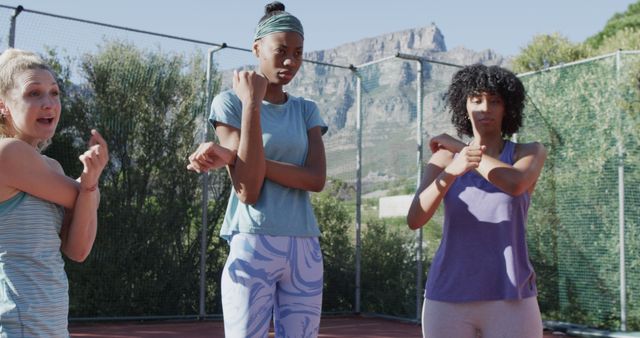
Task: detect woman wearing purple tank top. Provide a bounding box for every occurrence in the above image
[407,64,547,338]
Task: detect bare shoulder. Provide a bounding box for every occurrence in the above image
[0,139,65,176]
[0,139,38,188]
[42,155,65,175]
[514,141,547,160]
[0,139,78,208]
[0,138,39,163]
[0,137,26,151]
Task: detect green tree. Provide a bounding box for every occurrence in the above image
[585,1,640,50]
[360,219,417,317]
[519,53,640,329]
[591,27,640,55]
[513,2,640,74]
[53,40,230,317]
[313,186,355,312]
[512,33,587,73]
[42,49,86,178]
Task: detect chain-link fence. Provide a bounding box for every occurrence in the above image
[2,4,639,331]
[519,52,640,330]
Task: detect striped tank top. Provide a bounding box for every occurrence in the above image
[0,192,69,337]
[426,140,537,302]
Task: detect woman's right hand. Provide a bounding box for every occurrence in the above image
[444,144,484,176]
[232,70,268,106]
[78,129,109,191]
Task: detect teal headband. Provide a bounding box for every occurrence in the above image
[253,12,304,41]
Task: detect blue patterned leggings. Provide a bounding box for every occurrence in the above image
[221,233,323,338]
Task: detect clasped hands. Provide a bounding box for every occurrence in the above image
[429,133,485,176]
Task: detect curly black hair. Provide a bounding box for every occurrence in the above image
[447,64,525,138]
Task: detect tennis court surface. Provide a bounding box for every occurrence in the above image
[70,315,564,337]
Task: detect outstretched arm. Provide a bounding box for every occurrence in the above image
[264,126,326,192]
[0,130,109,262]
[429,133,547,196]
[0,138,79,209]
[475,142,547,196]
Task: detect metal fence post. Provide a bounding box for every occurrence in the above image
[615,50,627,332]
[8,5,23,48]
[354,69,362,314]
[415,60,424,322]
[200,44,226,319]
[395,53,426,321]
[350,55,412,316]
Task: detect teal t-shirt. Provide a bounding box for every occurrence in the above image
[0,192,68,337]
[210,90,328,240]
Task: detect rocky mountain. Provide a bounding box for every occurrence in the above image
[221,24,508,191]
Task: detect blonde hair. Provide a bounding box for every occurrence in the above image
[0,48,56,150]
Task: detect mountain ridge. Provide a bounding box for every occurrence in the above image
[220,23,509,186]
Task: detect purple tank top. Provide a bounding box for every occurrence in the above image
[425,140,537,302]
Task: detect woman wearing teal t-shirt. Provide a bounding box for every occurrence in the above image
[187,2,327,337]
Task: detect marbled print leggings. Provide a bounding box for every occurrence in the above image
[221,233,323,338]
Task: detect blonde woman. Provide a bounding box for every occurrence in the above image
[0,48,109,336]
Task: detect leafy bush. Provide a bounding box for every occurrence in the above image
[46,41,230,317]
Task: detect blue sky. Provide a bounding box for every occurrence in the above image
[1,0,637,69]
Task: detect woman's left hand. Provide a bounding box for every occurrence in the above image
[429,133,465,153]
[187,142,236,173]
